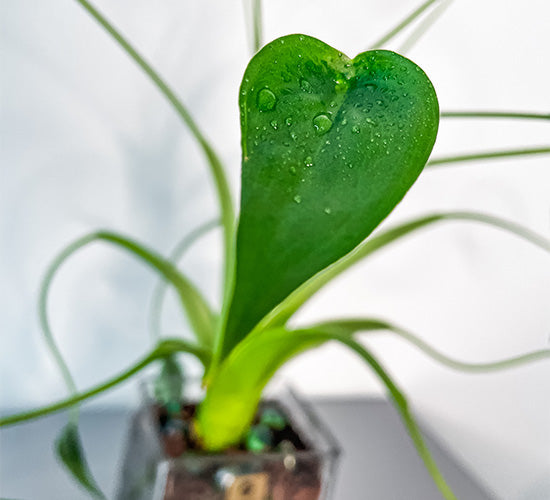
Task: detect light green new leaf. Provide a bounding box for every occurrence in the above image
[56,423,106,499]
[198,329,321,450]
[196,326,456,499]
[221,34,439,357]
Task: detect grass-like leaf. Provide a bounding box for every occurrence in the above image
[196,326,456,499]
[221,34,439,358]
[0,338,206,427]
[243,0,264,54]
[315,318,550,372]
[369,0,442,49]
[40,230,216,351]
[254,211,550,332]
[56,422,106,499]
[427,146,550,167]
[72,0,235,292]
[397,0,454,54]
[149,219,220,345]
[441,111,550,121]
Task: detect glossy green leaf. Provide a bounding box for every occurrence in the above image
[221,34,439,357]
[196,326,456,499]
[56,423,106,499]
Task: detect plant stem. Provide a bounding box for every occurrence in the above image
[441,111,550,121]
[369,0,441,49]
[72,0,234,288]
[428,147,550,167]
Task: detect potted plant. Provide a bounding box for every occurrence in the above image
[1,1,549,499]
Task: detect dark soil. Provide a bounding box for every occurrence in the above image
[153,402,323,500]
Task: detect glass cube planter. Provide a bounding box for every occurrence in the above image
[116,381,340,500]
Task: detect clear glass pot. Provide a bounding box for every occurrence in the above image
[116,380,340,500]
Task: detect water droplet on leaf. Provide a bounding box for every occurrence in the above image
[300,79,313,93]
[257,88,277,111]
[313,114,332,135]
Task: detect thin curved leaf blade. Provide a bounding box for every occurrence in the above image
[256,211,550,331]
[314,317,550,372]
[56,422,106,499]
[40,231,217,354]
[223,34,439,356]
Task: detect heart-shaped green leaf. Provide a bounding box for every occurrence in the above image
[222,34,439,357]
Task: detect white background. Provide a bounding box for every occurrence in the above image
[1,1,549,499]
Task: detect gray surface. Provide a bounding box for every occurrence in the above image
[0,398,496,500]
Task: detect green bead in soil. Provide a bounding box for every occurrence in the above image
[245,423,273,452]
[260,407,287,431]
